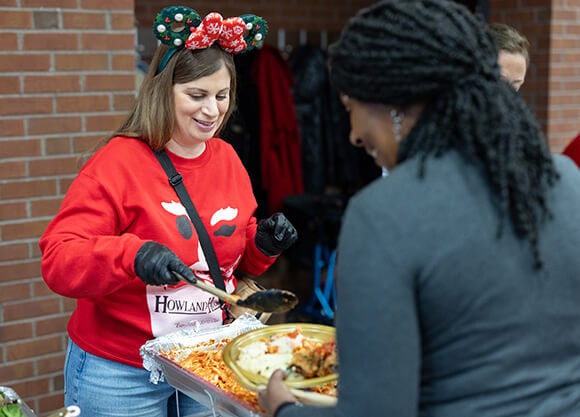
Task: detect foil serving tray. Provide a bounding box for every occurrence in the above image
[141,315,266,417]
[150,351,262,417]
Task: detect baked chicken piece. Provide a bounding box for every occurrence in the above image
[291,339,337,378]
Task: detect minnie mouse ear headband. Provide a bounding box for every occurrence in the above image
[153,6,268,74]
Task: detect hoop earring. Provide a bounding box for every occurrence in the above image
[390,108,404,142]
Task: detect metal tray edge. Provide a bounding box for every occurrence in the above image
[149,350,264,417]
[0,386,37,417]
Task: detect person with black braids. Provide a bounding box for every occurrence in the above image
[259,1,580,417]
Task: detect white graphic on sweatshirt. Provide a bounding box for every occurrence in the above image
[147,284,222,337]
[147,202,241,337]
[161,200,188,216]
[191,241,241,292]
[210,207,238,225]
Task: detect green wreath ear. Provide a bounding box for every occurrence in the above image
[153,6,201,48]
[240,14,268,52]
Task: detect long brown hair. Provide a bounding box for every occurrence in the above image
[112,44,237,150]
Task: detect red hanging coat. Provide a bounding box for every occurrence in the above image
[253,46,304,213]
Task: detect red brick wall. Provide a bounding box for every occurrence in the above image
[547,0,580,151]
[136,0,372,31]
[0,0,136,415]
[490,0,580,151]
[135,0,375,62]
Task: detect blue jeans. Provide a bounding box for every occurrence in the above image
[64,339,212,417]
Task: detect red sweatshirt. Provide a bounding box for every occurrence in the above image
[39,137,276,367]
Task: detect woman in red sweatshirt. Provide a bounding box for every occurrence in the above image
[39,6,296,416]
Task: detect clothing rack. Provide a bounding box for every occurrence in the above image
[271,28,341,55]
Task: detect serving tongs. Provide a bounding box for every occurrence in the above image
[171,271,298,314]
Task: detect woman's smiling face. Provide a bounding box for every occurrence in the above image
[340,95,426,170]
[341,95,400,170]
[171,64,231,151]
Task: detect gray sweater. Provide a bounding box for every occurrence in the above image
[280,152,580,417]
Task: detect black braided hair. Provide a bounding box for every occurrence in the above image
[329,0,559,269]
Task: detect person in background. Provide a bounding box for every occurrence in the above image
[39,5,297,417]
[259,1,580,416]
[489,22,530,91]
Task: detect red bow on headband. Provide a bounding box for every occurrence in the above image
[186,12,247,53]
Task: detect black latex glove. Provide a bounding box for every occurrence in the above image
[134,242,196,286]
[255,212,298,257]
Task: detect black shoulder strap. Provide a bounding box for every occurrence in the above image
[152,149,226,296]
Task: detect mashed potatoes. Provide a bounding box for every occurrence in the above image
[237,331,306,377]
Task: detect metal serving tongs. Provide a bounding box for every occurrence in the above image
[171,271,298,314]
